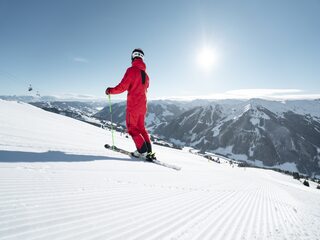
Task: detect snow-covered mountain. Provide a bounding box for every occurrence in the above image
[0,95,109,126]
[0,95,113,103]
[30,101,106,126]
[94,100,190,130]
[1,99,320,239]
[0,95,58,102]
[96,99,320,176]
[5,97,319,175]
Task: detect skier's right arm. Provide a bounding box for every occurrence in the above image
[107,69,131,95]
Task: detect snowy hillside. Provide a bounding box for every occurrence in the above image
[1,100,320,240]
[30,101,105,126]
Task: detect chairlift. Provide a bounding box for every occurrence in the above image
[28,84,33,92]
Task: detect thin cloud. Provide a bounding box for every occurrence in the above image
[155,89,320,101]
[271,94,320,100]
[226,89,302,97]
[73,57,88,63]
[224,89,303,99]
[51,93,104,101]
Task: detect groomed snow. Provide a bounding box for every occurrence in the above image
[1,100,320,240]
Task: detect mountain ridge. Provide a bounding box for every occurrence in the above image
[5,96,318,176]
[95,98,320,176]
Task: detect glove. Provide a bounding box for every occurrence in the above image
[105,87,112,95]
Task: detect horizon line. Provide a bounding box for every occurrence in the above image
[1,88,320,102]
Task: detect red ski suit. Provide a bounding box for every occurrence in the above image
[107,58,151,152]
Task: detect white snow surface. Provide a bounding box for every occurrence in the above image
[1,100,320,240]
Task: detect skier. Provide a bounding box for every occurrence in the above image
[105,48,155,161]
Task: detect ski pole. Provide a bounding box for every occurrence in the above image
[108,94,115,149]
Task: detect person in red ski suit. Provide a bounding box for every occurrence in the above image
[105,48,154,158]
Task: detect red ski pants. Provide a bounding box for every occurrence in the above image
[126,113,150,152]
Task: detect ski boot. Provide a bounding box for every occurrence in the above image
[146,152,156,162]
[131,150,147,159]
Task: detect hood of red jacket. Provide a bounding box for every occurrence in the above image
[132,58,146,71]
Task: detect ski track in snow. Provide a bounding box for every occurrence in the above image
[1,100,320,240]
[1,168,318,240]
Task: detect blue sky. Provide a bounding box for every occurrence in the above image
[0,0,319,100]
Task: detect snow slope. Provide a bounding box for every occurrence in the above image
[0,100,320,240]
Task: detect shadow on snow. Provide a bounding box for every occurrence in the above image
[0,150,134,163]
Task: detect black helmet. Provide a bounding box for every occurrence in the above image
[131,48,144,61]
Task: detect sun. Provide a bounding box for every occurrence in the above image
[196,46,218,71]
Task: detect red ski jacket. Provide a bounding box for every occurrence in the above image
[107,58,149,115]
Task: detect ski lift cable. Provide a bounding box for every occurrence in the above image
[0,69,33,93]
[0,70,26,84]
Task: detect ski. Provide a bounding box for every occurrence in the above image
[104,144,181,171]
[149,158,181,171]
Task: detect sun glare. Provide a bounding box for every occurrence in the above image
[196,46,218,71]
